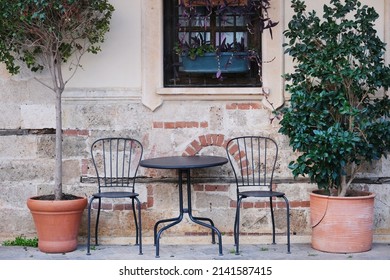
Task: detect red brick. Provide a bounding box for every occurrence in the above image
[191,140,202,152]
[63,129,76,136]
[188,121,199,128]
[193,184,204,191]
[77,130,90,136]
[221,140,228,149]
[199,135,207,146]
[216,134,224,146]
[185,146,197,156]
[113,204,125,211]
[92,202,112,210]
[238,103,251,110]
[290,201,310,208]
[228,144,238,155]
[204,185,229,192]
[175,121,186,128]
[239,102,261,110]
[234,150,245,161]
[63,129,89,136]
[206,134,213,145]
[210,134,219,145]
[126,203,136,210]
[147,197,154,208]
[242,201,253,209]
[274,201,289,208]
[164,122,176,129]
[250,102,262,109]
[153,122,163,128]
[141,202,148,210]
[241,159,248,168]
[254,201,268,208]
[200,121,208,128]
[226,103,238,110]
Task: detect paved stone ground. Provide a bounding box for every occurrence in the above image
[1,242,389,260]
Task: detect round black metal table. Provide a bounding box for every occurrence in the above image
[140,155,228,258]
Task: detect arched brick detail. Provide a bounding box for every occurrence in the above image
[225,140,250,176]
[181,135,304,211]
[181,134,294,211]
[182,133,229,156]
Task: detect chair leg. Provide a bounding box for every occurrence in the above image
[134,197,143,255]
[234,197,243,255]
[86,197,94,255]
[282,195,291,254]
[131,198,139,245]
[95,198,102,246]
[233,204,238,246]
[269,197,276,245]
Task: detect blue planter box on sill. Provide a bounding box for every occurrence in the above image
[180,52,250,74]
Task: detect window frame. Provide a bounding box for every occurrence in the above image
[163,1,263,88]
[141,0,285,111]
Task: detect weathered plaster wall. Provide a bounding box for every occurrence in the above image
[0,0,390,246]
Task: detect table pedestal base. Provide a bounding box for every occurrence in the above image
[153,169,223,258]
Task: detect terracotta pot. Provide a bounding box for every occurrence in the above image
[27,196,87,253]
[310,190,375,253]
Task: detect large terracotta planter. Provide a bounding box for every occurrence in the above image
[27,196,87,253]
[310,190,375,253]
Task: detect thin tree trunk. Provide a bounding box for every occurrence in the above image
[339,175,347,197]
[54,86,62,200]
[53,54,64,201]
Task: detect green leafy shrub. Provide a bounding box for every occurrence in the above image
[279,0,390,196]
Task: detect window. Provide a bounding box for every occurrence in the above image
[163,0,264,87]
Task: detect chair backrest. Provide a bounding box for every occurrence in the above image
[226,136,278,191]
[91,138,143,192]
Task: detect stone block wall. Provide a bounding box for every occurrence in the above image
[1,91,390,245]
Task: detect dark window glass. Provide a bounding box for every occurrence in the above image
[163,0,263,87]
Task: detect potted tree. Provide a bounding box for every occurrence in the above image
[0,0,114,253]
[174,0,278,79]
[279,0,390,253]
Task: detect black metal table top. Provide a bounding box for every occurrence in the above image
[140,155,228,170]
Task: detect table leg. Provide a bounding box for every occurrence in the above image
[185,169,223,256]
[154,168,223,257]
[154,168,185,258]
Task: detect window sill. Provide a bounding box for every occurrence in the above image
[156,87,269,100]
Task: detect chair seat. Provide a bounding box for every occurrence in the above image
[92,191,139,199]
[239,190,285,198]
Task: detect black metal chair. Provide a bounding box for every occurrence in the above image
[87,137,143,255]
[226,136,290,254]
